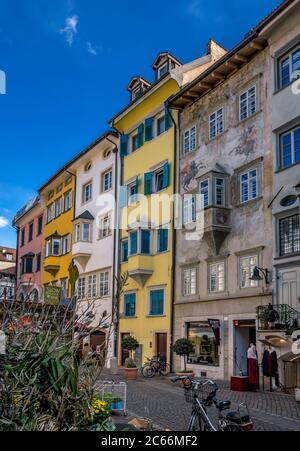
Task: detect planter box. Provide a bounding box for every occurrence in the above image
[231,376,249,392]
[124,368,138,380]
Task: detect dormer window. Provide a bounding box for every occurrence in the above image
[152,52,182,81]
[128,77,151,102]
[158,63,168,79]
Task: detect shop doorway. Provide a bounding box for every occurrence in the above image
[155,333,167,362]
[234,320,256,376]
[120,333,130,367]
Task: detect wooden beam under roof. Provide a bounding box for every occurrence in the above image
[225,60,239,70]
[211,72,226,80]
[234,54,248,63]
[250,41,265,51]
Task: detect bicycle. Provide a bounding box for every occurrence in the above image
[141,355,170,378]
[171,376,253,432]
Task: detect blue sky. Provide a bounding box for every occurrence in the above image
[0,0,281,248]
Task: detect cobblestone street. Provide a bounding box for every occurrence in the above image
[103,372,300,432]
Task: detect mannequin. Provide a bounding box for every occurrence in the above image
[247,343,259,391]
[262,345,280,391]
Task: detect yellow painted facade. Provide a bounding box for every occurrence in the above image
[115,77,180,366]
[40,174,75,296]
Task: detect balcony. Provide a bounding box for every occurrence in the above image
[202,207,231,255]
[127,255,154,288]
[72,241,93,272]
[44,256,60,275]
[257,304,300,335]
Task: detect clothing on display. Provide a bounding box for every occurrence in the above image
[247,344,259,389]
[262,348,280,389]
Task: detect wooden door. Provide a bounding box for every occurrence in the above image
[156,333,167,362]
[121,333,130,366]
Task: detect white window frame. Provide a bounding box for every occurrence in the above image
[156,114,166,137]
[280,126,300,169]
[278,45,300,89]
[99,213,112,239]
[183,126,197,155]
[103,169,113,192]
[62,235,71,255]
[183,195,196,225]
[82,181,93,204]
[209,262,225,293]
[77,277,86,300]
[240,168,258,204]
[239,85,257,121]
[215,177,225,207]
[82,222,92,242]
[209,108,224,140]
[153,166,165,193]
[99,271,110,297]
[158,62,168,79]
[75,223,81,243]
[239,255,258,289]
[64,190,72,211]
[200,179,210,209]
[183,268,197,297]
[52,239,61,257]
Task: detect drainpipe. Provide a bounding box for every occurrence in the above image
[105,134,120,359]
[166,104,178,373]
[65,168,77,299]
[14,225,20,299]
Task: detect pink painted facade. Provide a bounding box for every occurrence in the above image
[13,197,44,301]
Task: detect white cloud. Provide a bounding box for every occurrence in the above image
[187,0,204,19]
[87,41,97,56]
[0,216,9,229]
[60,15,78,46]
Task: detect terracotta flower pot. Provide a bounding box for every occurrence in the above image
[124,368,139,380]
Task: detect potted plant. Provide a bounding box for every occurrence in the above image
[103,393,124,413]
[173,338,195,377]
[122,336,139,380]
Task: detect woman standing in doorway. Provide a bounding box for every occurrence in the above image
[247,343,259,391]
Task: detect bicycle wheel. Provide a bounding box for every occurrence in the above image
[188,412,205,432]
[160,363,171,376]
[141,365,156,378]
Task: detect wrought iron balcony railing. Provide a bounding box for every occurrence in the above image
[257,304,300,334]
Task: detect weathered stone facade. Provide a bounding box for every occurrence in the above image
[173,44,274,380]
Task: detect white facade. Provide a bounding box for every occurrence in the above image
[72,133,118,366]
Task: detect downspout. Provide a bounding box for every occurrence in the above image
[65,168,77,299]
[105,134,119,358]
[166,104,178,373]
[14,225,20,299]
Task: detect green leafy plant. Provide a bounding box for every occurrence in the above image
[173,339,194,373]
[122,336,139,361]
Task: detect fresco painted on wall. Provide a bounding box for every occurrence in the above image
[181,160,206,192]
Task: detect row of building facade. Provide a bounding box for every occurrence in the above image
[13,0,300,387]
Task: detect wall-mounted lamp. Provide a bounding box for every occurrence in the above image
[250,267,271,285]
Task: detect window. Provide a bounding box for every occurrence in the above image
[215,178,225,207]
[157,229,168,253]
[240,256,258,288]
[187,322,220,367]
[240,169,258,203]
[183,126,196,155]
[280,195,297,208]
[65,176,72,187]
[46,239,52,257]
[124,293,136,318]
[141,230,151,255]
[280,126,300,169]
[130,231,138,256]
[128,178,139,205]
[62,235,71,255]
[278,46,300,89]
[240,86,257,121]
[47,204,54,223]
[84,161,92,172]
[132,85,141,101]
[83,182,92,204]
[158,63,168,79]
[131,132,139,153]
[82,223,91,242]
[100,271,110,297]
[61,278,68,295]
[157,116,166,136]
[183,196,196,225]
[21,229,25,247]
[22,256,33,275]
[209,262,225,293]
[75,223,81,242]
[103,169,113,192]
[279,214,300,256]
[209,108,224,140]
[88,274,98,298]
[38,215,43,236]
[52,239,61,256]
[122,240,129,263]
[149,289,164,316]
[99,214,111,239]
[200,179,209,209]
[183,268,197,297]
[78,277,86,300]
[6,254,13,261]
[36,253,41,272]
[154,168,164,192]
[55,197,63,218]
[28,222,34,242]
[64,191,72,211]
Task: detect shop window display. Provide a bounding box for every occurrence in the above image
[187,322,220,367]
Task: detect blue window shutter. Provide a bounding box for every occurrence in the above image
[141,230,151,254]
[119,186,128,209]
[158,229,168,252]
[144,172,153,195]
[165,107,172,131]
[130,231,138,255]
[162,162,170,189]
[122,240,129,262]
[120,134,128,157]
[145,117,154,141]
[138,123,144,148]
[150,290,164,316]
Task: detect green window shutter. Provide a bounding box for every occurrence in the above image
[138,123,144,148]
[165,107,172,131]
[145,117,154,141]
[135,176,139,193]
[120,134,128,157]
[119,186,128,209]
[144,172,153,196]
[162,162,170,189]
